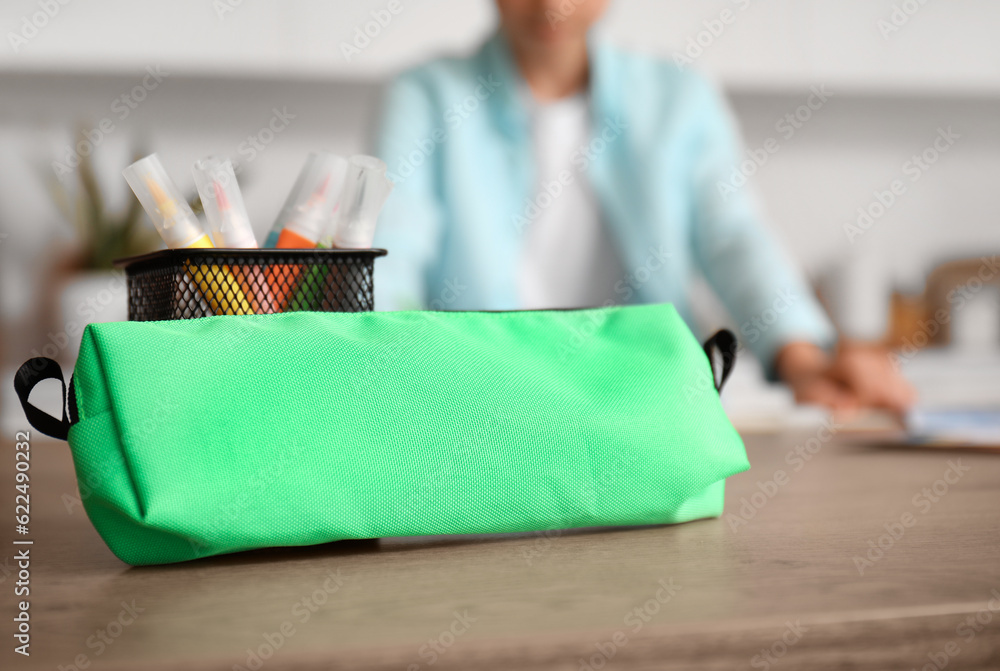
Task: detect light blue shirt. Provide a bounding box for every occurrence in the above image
[373,32,835,371]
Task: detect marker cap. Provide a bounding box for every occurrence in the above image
[325,155,394,249]
[268,152,350,246]
[192,156,258,249]
[123,154,209,249]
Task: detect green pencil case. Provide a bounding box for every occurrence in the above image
[14,304,747,566]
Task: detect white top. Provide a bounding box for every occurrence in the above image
[517,92,624,310]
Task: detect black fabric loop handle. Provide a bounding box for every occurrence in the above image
[13,358,73,441]
[702,330,738,394]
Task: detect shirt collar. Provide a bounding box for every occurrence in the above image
[478,30,618,139]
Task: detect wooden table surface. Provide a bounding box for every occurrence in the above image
[2,432,999,670]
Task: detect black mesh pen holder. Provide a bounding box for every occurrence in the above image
[114,248,387,321]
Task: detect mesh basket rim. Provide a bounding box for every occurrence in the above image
[113,248,387,271]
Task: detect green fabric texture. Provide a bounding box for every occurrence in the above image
[68,303,748,565]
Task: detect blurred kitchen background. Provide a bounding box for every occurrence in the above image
[1,0,998,432]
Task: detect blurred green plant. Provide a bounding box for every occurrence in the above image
[42,127,202,271]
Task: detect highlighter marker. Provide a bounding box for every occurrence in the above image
[192,156,276,313]
[124,154,251,316]
[288,155,393,309]
[276,175,332,249]
[267,153,349,309]
[276,153,349,248]
[276,177,334,311]
[192,156,257,249]
[299,155,393,310]
[264,152,347,248]
[319,155,394,249]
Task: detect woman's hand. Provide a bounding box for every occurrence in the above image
[775,340,917,419]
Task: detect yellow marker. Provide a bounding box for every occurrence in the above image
[123,154,253,315]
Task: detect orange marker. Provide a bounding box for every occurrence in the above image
[275,175,334,249]
[268,157,349,309]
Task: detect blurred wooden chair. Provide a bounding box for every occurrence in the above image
[887,255,1000,349]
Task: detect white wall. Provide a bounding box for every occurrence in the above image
[3,0,1000,94]
[1,0,998,357]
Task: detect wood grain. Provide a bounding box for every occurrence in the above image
[2,432,998,670]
